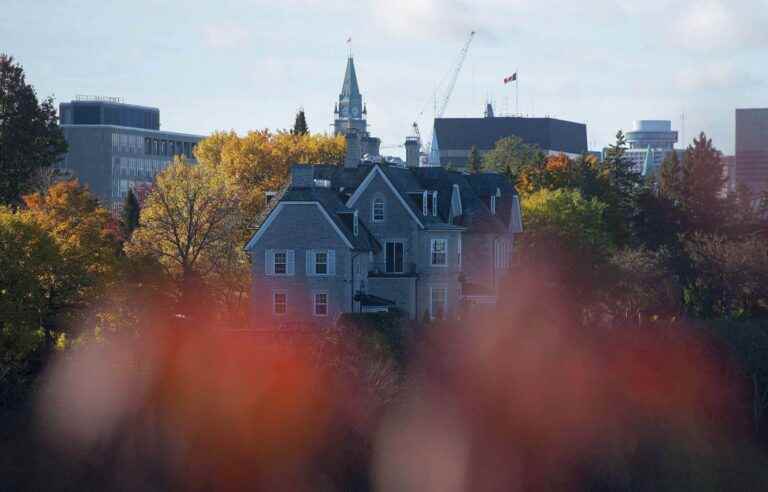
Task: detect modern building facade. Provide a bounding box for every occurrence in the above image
[58,96,204,208]
[245,158,523,328]
[735,108,768,195]
[429,104,588,168]
[621,120,680,175]
[333,57,381,165]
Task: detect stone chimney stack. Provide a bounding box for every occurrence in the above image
[405,136,420,168]
[344,130,361,168]
[291,164,314,188]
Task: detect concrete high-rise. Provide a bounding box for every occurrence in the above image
[58,96,204,209]
[623,120,680,175]
[735,108,768,195]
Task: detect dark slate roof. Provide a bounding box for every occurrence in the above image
[252,163,520,240]
[280,187,380,252]
[434,116,587,154]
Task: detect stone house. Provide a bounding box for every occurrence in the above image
[245,161,523,328]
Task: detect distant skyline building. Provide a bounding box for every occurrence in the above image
[429,103,588,169]
[735,108,768,196]
[58,97,204,209]
[622,120,680,175]
[332,57,380,167]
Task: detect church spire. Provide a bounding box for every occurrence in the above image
[341,56,361,99]
[337,56,363,121]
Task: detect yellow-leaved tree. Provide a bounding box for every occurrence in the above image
[194,130,346,219]
[125,158,247,322]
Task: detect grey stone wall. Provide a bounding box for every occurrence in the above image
[250,203,352,327]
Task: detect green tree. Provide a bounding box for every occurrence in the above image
[23,181,121,346]
[519,189,613,307]
[0,54,68,205]
[683,233,768,319]
[467,145,482,173]
[292,108,309,135]
[679,132,727,232]
[600,130,644,246]
[482,135,544,179]
[120,188,140,240]
[0,208,57,360]
[606,247,680,325]
[659,150,683,202]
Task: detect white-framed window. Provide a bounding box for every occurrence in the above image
[265,249,294,276]
[307,249,335,276]
[430,286,448,320]
[385,240,405,273]
[274,251,287,274]
[431,238,448,267]
[495,240,512,269]
[457,235,462,268]
[313,291,329,316]
[373,197,385,222]
[273,291,287,315]
[432,191,438,217]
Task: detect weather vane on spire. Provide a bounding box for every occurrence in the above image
[346,36,352,57]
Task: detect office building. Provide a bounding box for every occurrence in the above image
[622,120,679,175]
[58,96,204,208]
[735,108,768,195]
[429,103,587,168]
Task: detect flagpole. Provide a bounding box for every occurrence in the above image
[515,68,519,116]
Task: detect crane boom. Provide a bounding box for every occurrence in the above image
[437,30,475,118]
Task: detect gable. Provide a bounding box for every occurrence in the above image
[245,202,353,251]
[346,166,424,228]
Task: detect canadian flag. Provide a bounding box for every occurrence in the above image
[503,73,517,84]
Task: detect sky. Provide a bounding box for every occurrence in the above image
[3,0,768,156]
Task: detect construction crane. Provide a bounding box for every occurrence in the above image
[437,30,475,119]
[412,30,476,163]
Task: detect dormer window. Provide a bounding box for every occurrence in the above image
[420,190,438,216]
[490,195,497,215]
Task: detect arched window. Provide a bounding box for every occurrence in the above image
[372,197,385,223]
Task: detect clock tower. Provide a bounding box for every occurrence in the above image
[334,56,367,136]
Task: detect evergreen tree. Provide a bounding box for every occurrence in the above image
[659,150,683,202]
[679,132,727,232]
[292,108,309,135]
[120,188,140,239]
[0,54,68,205]
[600,131,643,246]
[467,145,481,173]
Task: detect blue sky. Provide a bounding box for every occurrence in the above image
[4,0,767,155]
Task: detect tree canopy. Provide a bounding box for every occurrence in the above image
[0,54,67,205]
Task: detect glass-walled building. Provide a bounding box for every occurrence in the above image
[618,120,680,175]
[58,97,204,209]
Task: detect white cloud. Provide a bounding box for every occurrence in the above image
[674,0,768,51]
[202,23,250,49]
[674,62,763,91]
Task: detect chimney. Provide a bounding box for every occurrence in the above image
[405,136,420,168]
[344,130,361,168]
[290,164,314,188]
